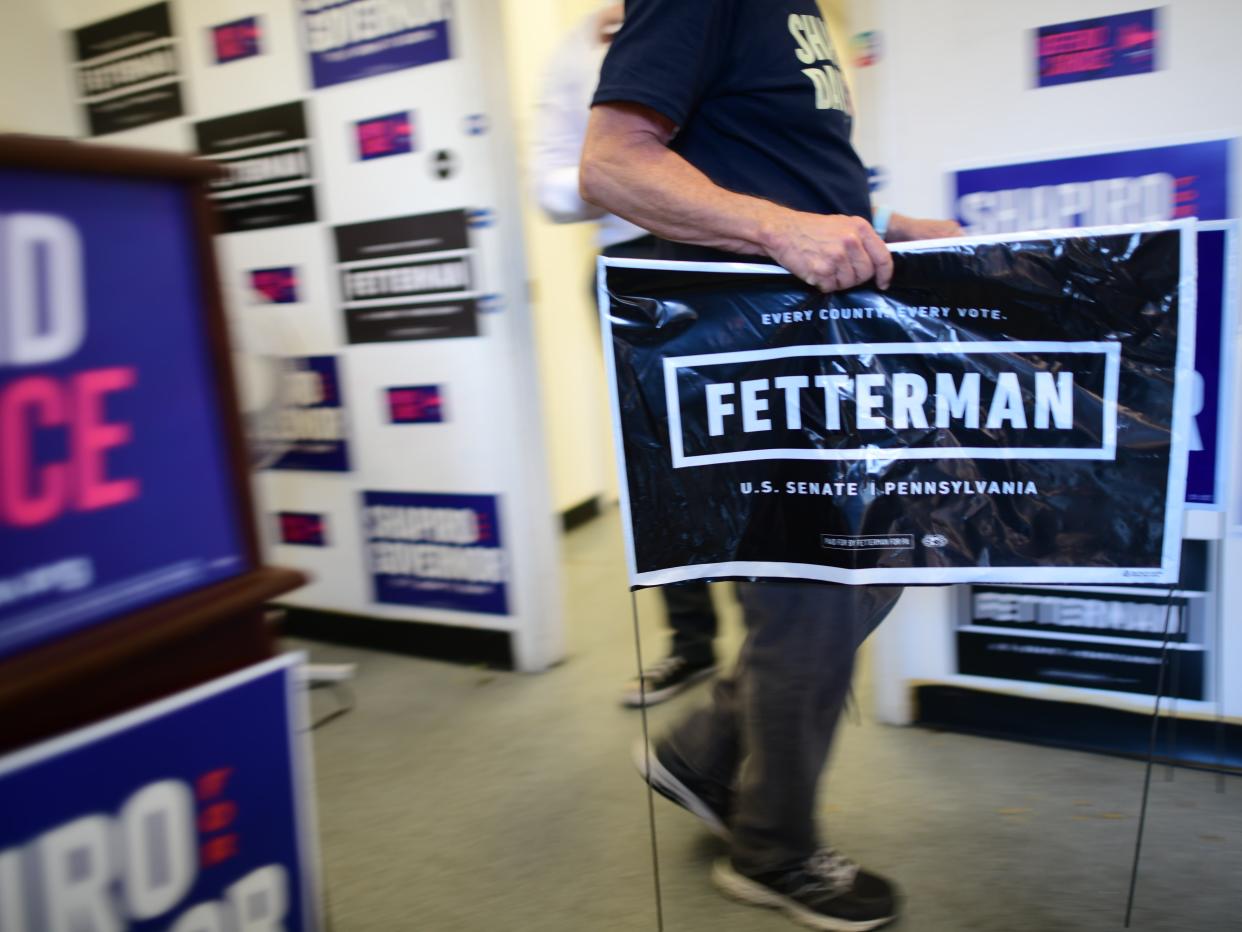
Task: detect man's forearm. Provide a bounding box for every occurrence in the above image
[580,103,893,291]
[579,111,783,257]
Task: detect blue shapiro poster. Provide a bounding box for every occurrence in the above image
[0,655,321,931]
[953,143,1234,507]
[0,169,249,659]
[299,0,454,89]
[953,140,1231,234]
[363,491,508,614]
[1036,9,1158,87]
[264,356,351,472]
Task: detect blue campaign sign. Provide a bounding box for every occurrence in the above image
[300,0,454,89]
[0,655,321,930]
[266,356,351,472]
[1036,9,1158,88]
[0,169,249,659]
[1187,223,1239,508]
[362,490,509,615]
[952,145,1236,507]
[953,139,1231,234]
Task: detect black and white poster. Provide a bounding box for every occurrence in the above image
[73,2,183,136]
[600,223,1196,587]
[195,101,318,233]
[333,209,477,343]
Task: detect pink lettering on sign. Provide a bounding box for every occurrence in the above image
[0,366,139,528]
[1039,26,1108,56]
[1,376,69,527]
[1037,11,1157,87]
[74,367,139,511]
[1118,23,1156,50]
[1043,48,1113,76]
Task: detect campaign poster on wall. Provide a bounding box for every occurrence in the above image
[195,102,319,234]
[299,0,455,89]
[599,223,1195,587]
[1035,9,1159,87]
[0,655,322,931]
[952,139,1230,234]
[957,597,1204,699]
[953,143,1234,507]
[0,168,249,659]
[211,16,263,65]
[250,266,301,304]
[333,210,477,343]
[73,2,184,136]
[362,491,508,614]
[387,385,445,424]
[277,512,329,547]
[356,111,415,161]
[258,356,351,472]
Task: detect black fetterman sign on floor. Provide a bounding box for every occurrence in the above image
[598,222,1196,587]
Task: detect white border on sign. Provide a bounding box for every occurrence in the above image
[287,657,326,932]
[1186,220,1240,512]
[1167,220,1200,576]
[662,340,1120,468]
[598,220,1197,587]
[0,653,324,932]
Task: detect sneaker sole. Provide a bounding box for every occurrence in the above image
[631,739,730,841]
[712,859,896,932]
[621,664,718,708]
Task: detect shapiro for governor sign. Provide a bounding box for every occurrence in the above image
[599,222,1197,588]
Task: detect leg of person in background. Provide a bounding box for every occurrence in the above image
[621,581,719,707]
[635,582,904,930]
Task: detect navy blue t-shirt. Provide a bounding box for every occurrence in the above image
[593,0,871,258]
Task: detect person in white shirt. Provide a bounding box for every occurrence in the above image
[533,3,642,248]
[532,2,723,708]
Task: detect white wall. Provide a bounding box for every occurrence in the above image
[0,3,75,136]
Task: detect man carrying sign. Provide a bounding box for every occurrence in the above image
[582,2,958,928]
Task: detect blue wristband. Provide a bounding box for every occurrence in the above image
[872,205,893,240]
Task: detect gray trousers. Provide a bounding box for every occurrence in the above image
[665,581,903,873]
[663,582,718,665]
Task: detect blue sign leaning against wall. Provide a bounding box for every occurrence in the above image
[953,141,1235,507]
[299,0,454,89]
[0,655,321,931]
